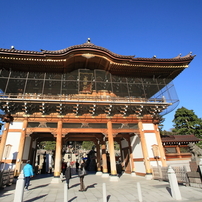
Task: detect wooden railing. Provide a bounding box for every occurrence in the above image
[152,166,189,185]
[0,169,15,188]
[0,93,166,104]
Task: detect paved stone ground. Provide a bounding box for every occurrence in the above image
[0,172,202,202]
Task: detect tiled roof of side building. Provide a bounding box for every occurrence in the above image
[161,134,199,143]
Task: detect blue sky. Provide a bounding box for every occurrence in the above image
[0,1,201,131]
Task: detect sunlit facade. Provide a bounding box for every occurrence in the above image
[0,40,194,179]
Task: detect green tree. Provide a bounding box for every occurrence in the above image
[172,107,202,137]
[81,141,94,150]
[160,130,174,136]
[39,141,56,151]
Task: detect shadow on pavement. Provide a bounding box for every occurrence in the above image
[166,186,172,196]
[29,183,49,190]
[68,196,77,202]
[107,195,111,202]
[85,183,97,191]
[24,194,47,202]
[69,183,80,189]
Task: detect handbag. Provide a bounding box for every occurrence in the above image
[78,167,86,177]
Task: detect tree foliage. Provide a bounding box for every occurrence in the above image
[172,107,202,137]
[39,141,56,151]
[81,141,94,150]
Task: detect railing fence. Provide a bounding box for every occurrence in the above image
[152,166,189,185]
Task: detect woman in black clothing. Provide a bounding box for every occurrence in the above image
[65,162,71,189]
[78,160,86,192]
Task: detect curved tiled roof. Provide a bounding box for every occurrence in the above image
[0,41,195,62]
[0,40,195,79]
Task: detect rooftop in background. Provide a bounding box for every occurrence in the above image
[161,134,199,145]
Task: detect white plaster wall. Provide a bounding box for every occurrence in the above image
[131,135,143,158]
[142,123,154,130]
[5,132,21,160]
[22,136,31,160]
[134,161,146,173]
[144,133,158,158]
[150,160,162,167]
[9,122,23,129]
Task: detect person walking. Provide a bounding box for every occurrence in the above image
[78,160,86,192]
[23,160,34,190]
[65,162,71,189]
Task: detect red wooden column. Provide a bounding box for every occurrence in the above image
[101,140,109,177]
[15,118,28,176]
[0,122,10,164]
[107,120,118,180]
[138,121,152,179]
[94,140,102,174]
[54,120,62,178]
[154,124,167,166]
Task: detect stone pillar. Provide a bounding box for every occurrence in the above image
[15,118,28,176]
[107,120,119,181]
[138,121,152,180]
[125,136,136,176]
[0,122,10,163]
[101,140,109,178]
[53,120,62,182]
[154,124,167,166]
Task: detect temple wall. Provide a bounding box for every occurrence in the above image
[131,135,145,173]
[131,135,143,158]
[144,133,157,158]
[5,132,21,160]
[135,162,146,173]
[143,123,162,167]
[9,122,23,129]
[0,132,21,170]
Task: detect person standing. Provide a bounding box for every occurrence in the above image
[78,160,86,192]
[62,160,67,176]
[65,162,71,189]
[76,160,79,173]
[23,160,34,190]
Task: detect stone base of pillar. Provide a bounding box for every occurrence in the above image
[51,177,61,183]
[109,175,119,182]
[131,172,136,177]
[102,173,109,178]
[96,171,102,175]
[145,173,153,180]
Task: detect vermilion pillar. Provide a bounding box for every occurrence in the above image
[101,141,108,173]
[54,120,62,177]
[0,122,10,163]
[154,124,167,166]
[138,121,152,176]
[95,141,101,172]
[15,118,28,176]
[107,120,117,176]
